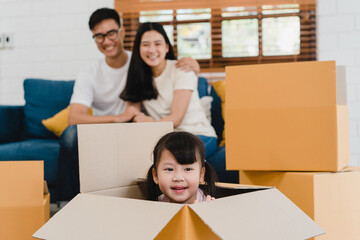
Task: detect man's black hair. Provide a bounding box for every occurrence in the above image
[88,8,121,30]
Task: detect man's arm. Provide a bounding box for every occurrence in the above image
[68,103,140,125]
[175,57,200,76]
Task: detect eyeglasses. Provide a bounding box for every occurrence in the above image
[92,28,121,43]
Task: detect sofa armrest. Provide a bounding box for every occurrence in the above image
[0,105,24,144]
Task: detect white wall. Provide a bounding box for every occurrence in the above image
[318,0,360,166]
[0,0,114,105]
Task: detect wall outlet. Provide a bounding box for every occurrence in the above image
[4,33,14,48]
[0,33,5,49]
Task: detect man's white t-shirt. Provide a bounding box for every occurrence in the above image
[70,51,131,116]
[143,60,217,138]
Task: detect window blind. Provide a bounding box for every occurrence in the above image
[117,1,316,70]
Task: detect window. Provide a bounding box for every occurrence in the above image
[262,16,300,56]
[222,19,259,57]
[177,22,212,59]
[119,2,316,70]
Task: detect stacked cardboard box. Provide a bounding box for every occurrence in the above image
[0,161,50,240]
[226,61,360,240]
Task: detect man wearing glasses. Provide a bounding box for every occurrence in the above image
[56,8,200,202]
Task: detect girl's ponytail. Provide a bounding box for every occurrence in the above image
[202,161,218,197]
[145,164,161,201]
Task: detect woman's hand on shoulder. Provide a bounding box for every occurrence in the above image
[176,57,200,76]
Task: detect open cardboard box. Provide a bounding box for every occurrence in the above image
[226,61,349,172]
[0,161,50,240]
[240,167,360,240]
[33,123,324,239]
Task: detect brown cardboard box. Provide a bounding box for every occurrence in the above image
[0,161,50,240]
[226,61,349,171]
[34,123,324,240]
[240,167,360,240]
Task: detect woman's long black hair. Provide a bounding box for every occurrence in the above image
[146,131,218,201]
[120,22,176,103]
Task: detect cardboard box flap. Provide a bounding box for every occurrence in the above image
[291,166,360,176]
[214,182,271,198]
[34,187,324,240]
[0,161,44,206]
[43,181,49,194]
[311,166,360,175]
[33,194,184,240]
[89,184,144,199]
[77,122,173,193]
[215,182,269,189]
[155,205,222,240]
[340,166,360,172]
[190,188,324,239]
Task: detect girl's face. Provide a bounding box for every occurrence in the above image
[153,149,205,204]
[140,30,169,76]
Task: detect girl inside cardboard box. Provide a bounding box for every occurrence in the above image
[146,131,218,204]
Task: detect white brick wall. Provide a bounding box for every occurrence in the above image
[337,0,360,14]
[318,0,360,166]
[318,15,355,33]
[0,0,114,105]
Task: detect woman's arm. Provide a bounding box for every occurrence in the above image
[160,90,192,127]
[68,103,140,125]
[134,89,192,128]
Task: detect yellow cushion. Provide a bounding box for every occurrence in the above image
[42,106,92,137]
[212,80,225,146]
[42,106,71,137]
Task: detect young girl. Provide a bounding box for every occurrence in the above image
[146,131,218,204]
[120,22,218,158]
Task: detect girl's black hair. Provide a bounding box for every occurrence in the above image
[120,22,176,103]
[146,131,218,201]
[89,8,121,30]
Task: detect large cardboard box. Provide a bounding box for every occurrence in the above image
[226,61,349,171]
[0,161,50,240]
[240,167,360,240]
[33,122,324,240]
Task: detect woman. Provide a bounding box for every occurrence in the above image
[120,22,217,158]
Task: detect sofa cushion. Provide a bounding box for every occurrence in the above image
[23,79,75,139]
[0,139,60,185]
[42,106,71,137]
[42,106,93,138]
[197,77,224,144]
[198,77,209,98]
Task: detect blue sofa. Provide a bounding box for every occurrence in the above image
[0,78,238,202]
